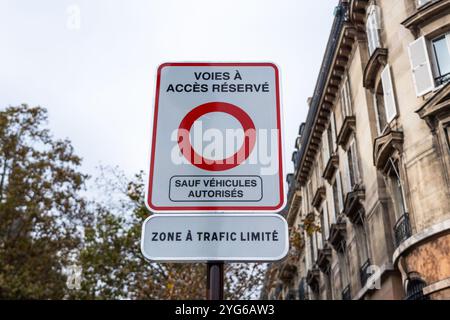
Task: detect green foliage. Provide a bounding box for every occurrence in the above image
[0,105,90,299]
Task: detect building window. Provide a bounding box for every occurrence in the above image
[322,129,330,166]
[445,124,450,152]
[332,172,344,217]
[366,4,382,56]
[340,76,353,118]
[408,34,450,96]
[337,250,351,299]
[321,204,331,242]
[387,159,408,221]
[386,158,412,247]
[431,34,450,86]
[374,64,398,133]
[344,137,361,192]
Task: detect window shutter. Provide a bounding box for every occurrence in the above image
[331,112,337,152]
[322,129,330,164]
[327,189,337,225]
[417,0,431,7]
[366,13,375,55]
[350,140,360,183]
[340,77,352,117]
[336,172,344,213]
[317,229,323,250]
[345,78,352,116]
[366,5,381,56]
[408,36,435,96]
[343,151,352,194]
[381,65,398,123]
[323,204,330,240]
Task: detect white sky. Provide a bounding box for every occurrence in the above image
[0,0,337,184]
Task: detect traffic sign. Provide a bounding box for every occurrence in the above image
[141,214,289,262]
[146,63,285,213]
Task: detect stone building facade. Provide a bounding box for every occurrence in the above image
[261,0,450,300]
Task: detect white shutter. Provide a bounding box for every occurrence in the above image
[340,77,352,117]
[366,5,381,56]
[417,0,431,7]
[381,65,398,123]
[323,203,330,240]
[336,172,344,213]
[317,229,323,250]
[322,129,330,164]
[366,13,375,55]
[373,94,381,135]
[345,78,352,116]
[408,36,435,96]
[328,186,336,224]
[305,236,311,270]
[330,112,337,152]
[350,140,360,183]
[343,150,352,194]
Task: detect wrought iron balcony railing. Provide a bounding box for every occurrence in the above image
[359,259,371,287]
[342,285,351,300]
[394,213,412,248]
[435,72,450,86]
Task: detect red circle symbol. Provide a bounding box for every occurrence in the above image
[177,102,256,171]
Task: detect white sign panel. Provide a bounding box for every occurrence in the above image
[141,214,289,262]
[146,63,285,213]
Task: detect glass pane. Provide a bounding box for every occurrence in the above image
[432,36,450,79]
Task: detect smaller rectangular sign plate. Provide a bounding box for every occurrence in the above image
[140,214,289,262]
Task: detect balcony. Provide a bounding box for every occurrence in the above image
[306,268,320,292]
[322,154,339,184]
[363,48,388,90]
[394,213,412,248]
[328,220,347,252]
[337,115,356,148]
[435,72,450,86]
[373,129,404,174]
[343,186,365,224]
[342,285,351,300]
[312,186,326,210]
[359,259,372,288]
[317,246,332,274]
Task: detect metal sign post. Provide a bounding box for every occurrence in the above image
[207,262,224,300]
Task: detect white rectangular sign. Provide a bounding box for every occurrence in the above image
[140,214,289,262]
[146,63,285,213]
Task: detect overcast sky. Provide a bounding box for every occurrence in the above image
[1,0,337,183]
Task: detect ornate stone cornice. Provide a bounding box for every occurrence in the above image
[373,129,404,172]
[312,186,326,210]
[343,186,366,225]
[322,154,339,184]
[363,48,388,90]
[401,0,450,33]
[416,82,450,130]
[337,115,356,148]
[329,220,347,252]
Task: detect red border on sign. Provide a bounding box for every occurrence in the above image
[147,62,285,212]
[178,102,256,171]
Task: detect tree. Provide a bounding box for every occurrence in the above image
[71,169,265,300]
[0,105,90,299]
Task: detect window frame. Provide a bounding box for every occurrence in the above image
[430,33,450,87]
